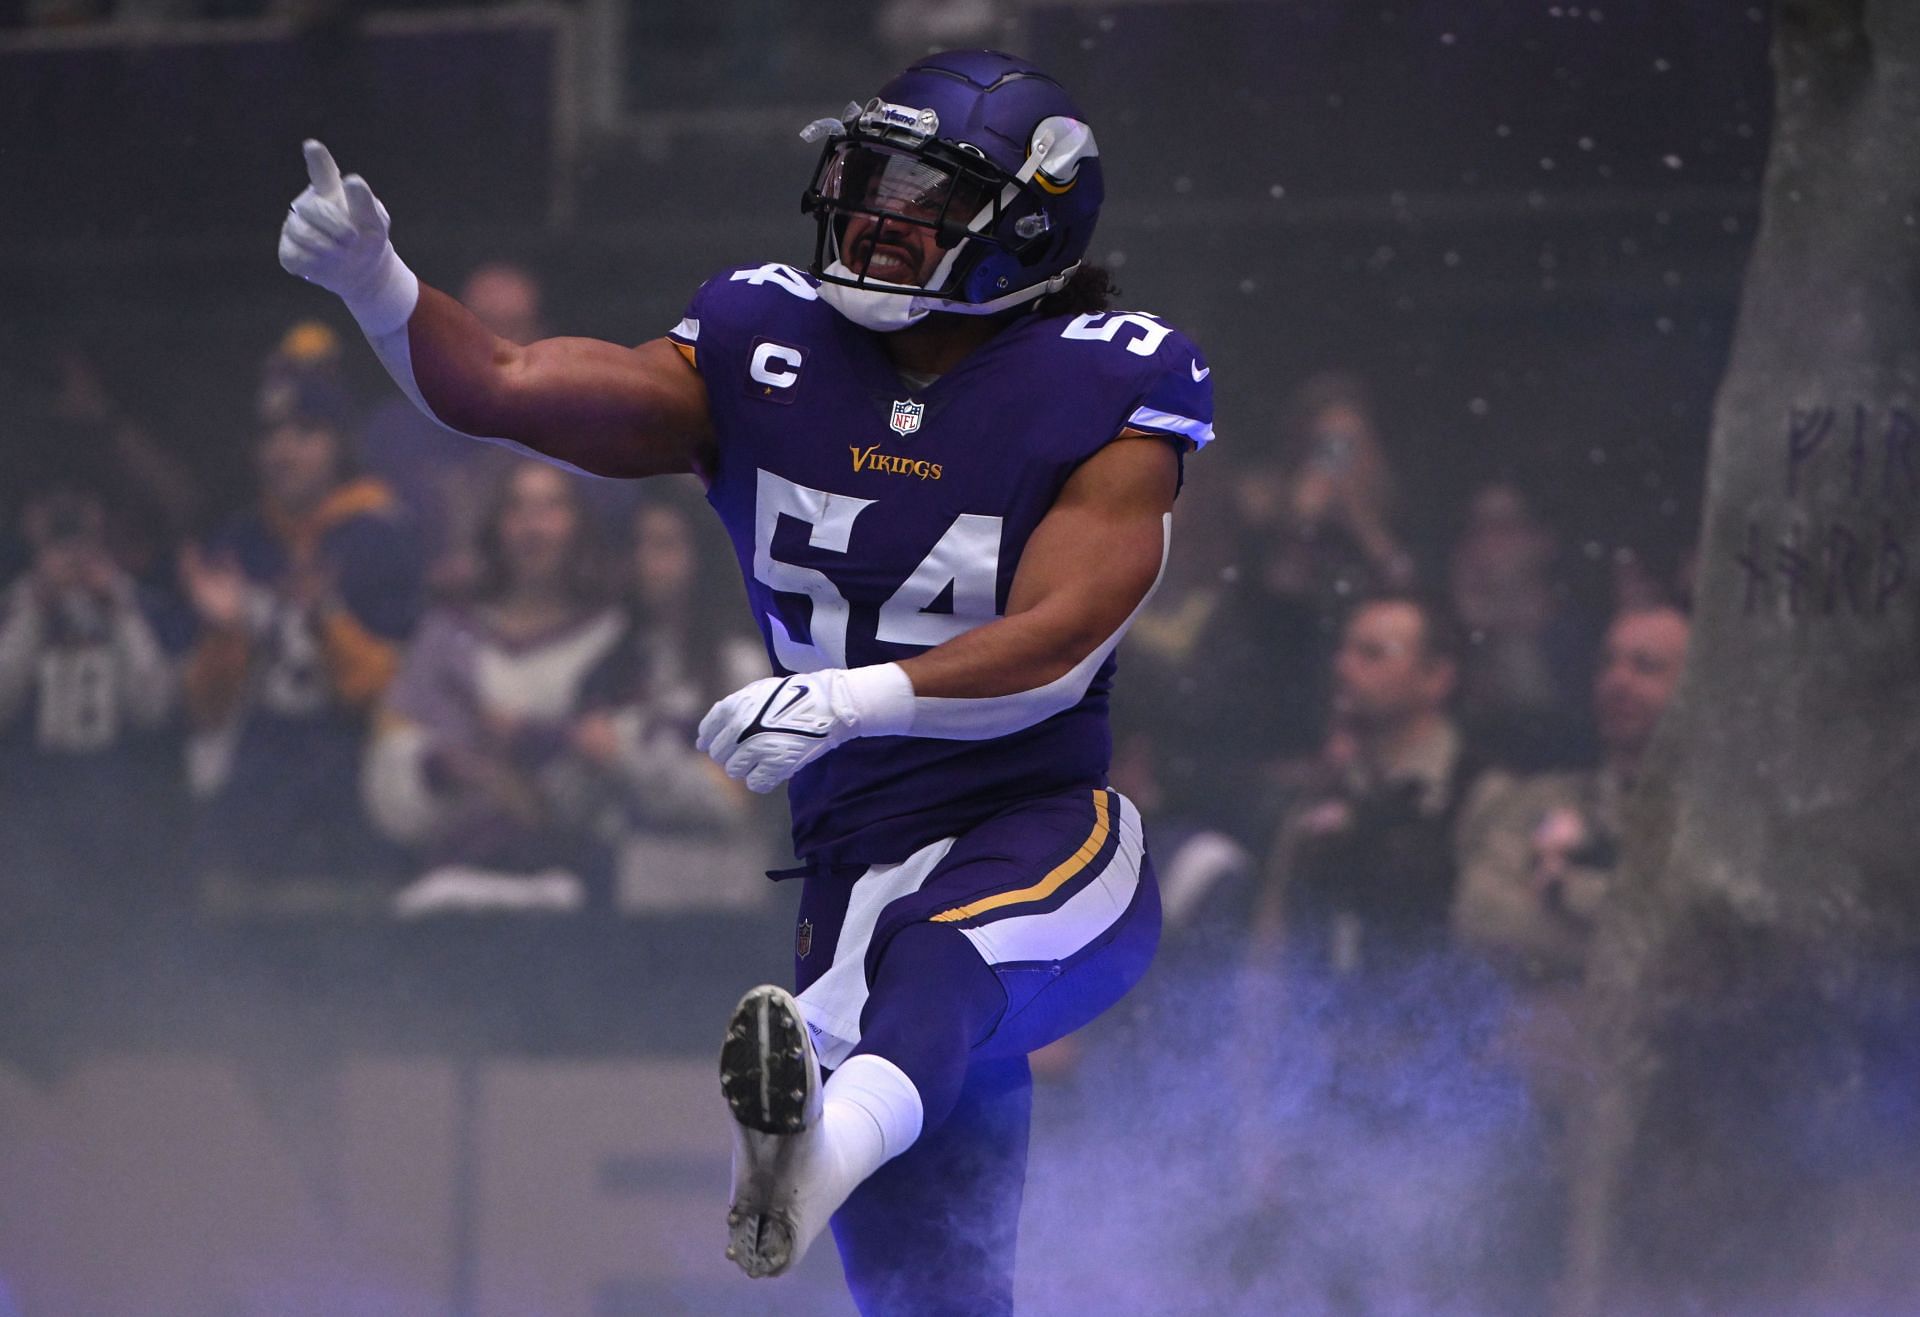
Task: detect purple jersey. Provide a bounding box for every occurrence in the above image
[670,263,1215,864]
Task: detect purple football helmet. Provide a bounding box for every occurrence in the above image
[799,50,1104,329]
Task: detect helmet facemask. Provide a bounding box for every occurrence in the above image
[799,96,1094,330]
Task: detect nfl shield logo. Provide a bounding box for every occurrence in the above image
[889,399,924,437]
[795,919,814,959]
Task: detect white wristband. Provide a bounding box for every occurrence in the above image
[343,245,421,339]
[835,663,916,738]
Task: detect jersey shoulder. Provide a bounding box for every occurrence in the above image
[668,262,830,370]
[1034,307,1216,452]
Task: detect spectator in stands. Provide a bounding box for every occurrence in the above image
[1246,590,1486,979]
[1271,371,1417,601]
[1230,592,1520,1312]
[1448,480,1597,769]
[3,344,203,586]
[364,460,628,915]
[1453,602,1691,995]
[180,373,420,908]
[0,488,186,921]
[573,487,772,913]
[1447,601,1690,1298]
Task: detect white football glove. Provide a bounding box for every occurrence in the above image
[696,665,915,794]
[277,139,418,336]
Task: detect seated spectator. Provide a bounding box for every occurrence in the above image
[1448,481,1598,769]
[0,489,186,922]
[180,376,420,908]
[1453,602,1692,988]
[575,489,772,914]
[364,460,630,915]
[1230,593,1522,1312]
[1249,590,1487,978]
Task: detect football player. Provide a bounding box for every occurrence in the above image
[279,49,1215,1315]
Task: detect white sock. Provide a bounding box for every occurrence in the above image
[814,1054,925,1210]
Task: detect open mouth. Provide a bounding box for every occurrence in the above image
[852,235,921,282]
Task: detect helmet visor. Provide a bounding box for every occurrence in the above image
[810,141,1005,291]
[817,142,999,230]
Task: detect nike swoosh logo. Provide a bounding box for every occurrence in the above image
[1190,360,1210,382]
[740,680,829,742]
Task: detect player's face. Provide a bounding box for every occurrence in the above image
[257,420,343,512]
[829,145,994,286]
[1593,607,1689,756]
[496,463,581,588]
[1332,602,1450,728]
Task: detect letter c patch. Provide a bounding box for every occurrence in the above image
[748,338,805,402]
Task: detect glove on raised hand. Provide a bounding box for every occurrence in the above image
[277,139,418,336]
[696,665,915,794]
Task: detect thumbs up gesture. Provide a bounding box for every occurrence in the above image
[278,140,417,336]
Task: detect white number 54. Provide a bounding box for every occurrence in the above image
[752,469,1002,670]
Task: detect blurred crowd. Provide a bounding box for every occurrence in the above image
[1,259,1698,943]
[1,263,783,925]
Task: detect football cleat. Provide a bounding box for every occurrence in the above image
[720,985,826,1278]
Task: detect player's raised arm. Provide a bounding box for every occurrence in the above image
[277,141,713,480]
[696,434,1178,792]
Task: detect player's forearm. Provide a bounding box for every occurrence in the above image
[886,510,1168,737]
[896,596,1121,700]
[280,141,708,479]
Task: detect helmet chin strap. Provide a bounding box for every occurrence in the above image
[818,263,935,332]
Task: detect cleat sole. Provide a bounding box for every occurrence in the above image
[720,986,812,1136]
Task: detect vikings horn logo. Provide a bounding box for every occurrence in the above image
[889,399,924,437]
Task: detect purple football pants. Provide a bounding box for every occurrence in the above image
[792,787,1162,1316]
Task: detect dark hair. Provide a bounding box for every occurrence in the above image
[1031,262,1118,318]
[1347,588,1464,668]
[471,461,609,606]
